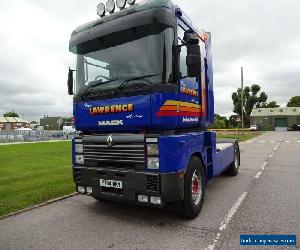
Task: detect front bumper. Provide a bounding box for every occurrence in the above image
[73,167,184,206]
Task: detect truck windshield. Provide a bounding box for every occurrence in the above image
[73,25,174,97]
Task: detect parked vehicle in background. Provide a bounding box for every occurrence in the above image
[63,126,76,134]
[290,124,300,131]
[249,124,259,131]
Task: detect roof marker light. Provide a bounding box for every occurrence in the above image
[116,0,127,9]
[106,0,116,13]
[97,3,106,17]
[127,0,136,5]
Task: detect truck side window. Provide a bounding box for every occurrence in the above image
[177,25,188,77]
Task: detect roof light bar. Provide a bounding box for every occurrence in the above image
[97,3,106,17]
[106,0,116,13]
[127,0,136,5]
[116,0,127,9]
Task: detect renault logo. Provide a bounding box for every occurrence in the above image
[107,135,113,148]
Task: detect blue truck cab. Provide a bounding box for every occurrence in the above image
[68,0,240,219]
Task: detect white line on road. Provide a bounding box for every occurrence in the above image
[206,192,248,250]
[259,141,266,143]
[254,171,262,179]
[206,143,280,249]
[285,141,291,143]
[261,162,268,171]
[296,141,300,143]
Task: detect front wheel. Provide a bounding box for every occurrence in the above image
[182,156,205,219]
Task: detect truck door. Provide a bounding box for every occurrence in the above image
[177,24,202,126]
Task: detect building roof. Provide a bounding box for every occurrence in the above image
[0,117,29,123]
[0,117,7,123]
[251,107,300,117]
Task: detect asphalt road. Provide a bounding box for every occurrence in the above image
[0,132,299,250]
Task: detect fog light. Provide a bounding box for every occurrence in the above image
[86,187,93,194]
[78,186,85,194]
[138,195,148,203]
[150,196,161,205]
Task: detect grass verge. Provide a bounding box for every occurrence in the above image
[0,141,74,217]
[217,132,264,142]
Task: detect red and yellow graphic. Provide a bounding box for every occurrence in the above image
[89,104,134,116]
[156,101,203,117]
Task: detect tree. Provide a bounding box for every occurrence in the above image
[287,96,300,107]
[3,111,19,117]
[210,114,228,129]
[232,84,268,127]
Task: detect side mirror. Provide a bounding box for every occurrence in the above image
[67,68,75,95]
[186,44,201,77]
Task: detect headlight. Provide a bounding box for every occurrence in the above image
[97,3,106,17]
[147,157,159,170]
[75,144,83,154]
[106,0,115,13]
[75,155,84,165]
[116,0,126,9]
[147,144,159,156]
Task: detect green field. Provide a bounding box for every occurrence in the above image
[0,142,74,217]
[217,132,263,142]
[0,132,262,217]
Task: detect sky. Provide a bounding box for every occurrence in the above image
[0,0,299,122]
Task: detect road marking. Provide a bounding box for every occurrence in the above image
[296,141,300,143]
[206,192,248,250]
[259,141,266,143]
[271,141,275,143]
[261,161,268,171]
[206,143,279,249]
[254,171,262,179]
[285,141,291,143]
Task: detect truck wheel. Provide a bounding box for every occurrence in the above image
[224,143,240,176]
[182,156,205,219]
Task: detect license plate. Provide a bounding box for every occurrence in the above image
[100,179,123,189]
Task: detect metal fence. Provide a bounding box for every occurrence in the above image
[0,130,74,143]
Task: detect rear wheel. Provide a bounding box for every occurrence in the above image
[182,156,205,219]
[224,143,240,176]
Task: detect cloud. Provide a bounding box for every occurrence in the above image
[0,0,299,122]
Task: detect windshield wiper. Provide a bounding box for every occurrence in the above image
[113,74,161,95]
[80,78,119,100]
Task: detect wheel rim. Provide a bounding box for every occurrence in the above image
[191,170,202,205]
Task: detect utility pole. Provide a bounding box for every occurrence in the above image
[241,67,244,129]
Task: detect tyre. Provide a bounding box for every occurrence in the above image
[182,156,205,219]
[224,143,240,176]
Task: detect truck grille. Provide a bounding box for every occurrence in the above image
[82,134,145,168]
[146,174,159,192]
